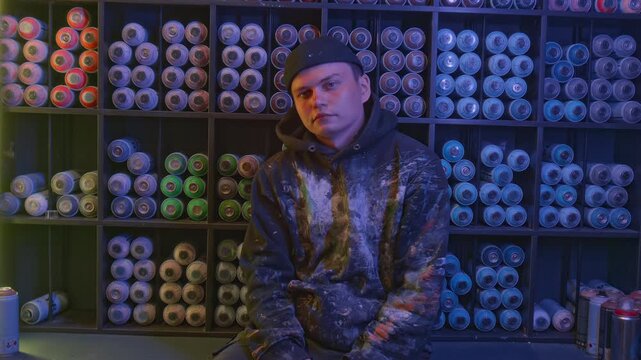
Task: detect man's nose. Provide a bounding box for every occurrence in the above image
[312,89,327,107]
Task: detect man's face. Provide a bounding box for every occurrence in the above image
[290,62,371,146]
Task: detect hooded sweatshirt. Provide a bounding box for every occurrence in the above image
[240,96,449,360]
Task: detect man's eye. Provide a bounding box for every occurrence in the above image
[325,81,337,89]
[298,90,311,99]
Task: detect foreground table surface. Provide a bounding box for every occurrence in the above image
[10,332,595,360]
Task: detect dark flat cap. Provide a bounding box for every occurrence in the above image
[284,37,363,91]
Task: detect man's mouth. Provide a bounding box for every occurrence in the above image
[314,113,331,123]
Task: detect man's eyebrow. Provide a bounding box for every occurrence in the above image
[292,73,342,94]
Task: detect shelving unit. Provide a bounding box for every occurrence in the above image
[1,0,640,343]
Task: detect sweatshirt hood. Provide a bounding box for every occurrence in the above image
[275,95,398,157]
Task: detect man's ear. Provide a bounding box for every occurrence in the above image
[359,74,371,104]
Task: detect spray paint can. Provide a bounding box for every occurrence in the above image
[588,295,610,355]
[67,7,91,30]
[611,298,641,360]
[23,84,49,107]
[49,85,76,108]
[0,62,18,84]
[79,86,98,108]
[80,27,98,49]
[122,22,147,47]
[185,67,207,90]
[79,50,98,73]
[18,17,47,41]
[0,38,20,62]
[188,90,209,112]
[577,289,599,348]
[18,62,45,85]
[0,287,19,356]
[1,83,24,106]
[135,42,159,66]
[56,27,80,51]
[0,15,18,38]
[23,39,48,63]
[599,298,618,360]
[185,21,208,45]
[50,49,76,73]
[189,45,209,67]
[20,291,69,325]
[65,68,88,91]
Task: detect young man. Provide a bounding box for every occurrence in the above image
[213,37,449,360]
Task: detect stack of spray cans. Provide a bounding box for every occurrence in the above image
[214,238,250,327]
[51,170,98,218]
[441,0,536,9]
[0,15,50,107]
[589,34,641,124]
[548,0,640,13]
[268,23,305,114]
[474,243,525,332]
[158,241,207,327]
[437,252,472,330]
[160,151,209,221]
[562,279,641,358]
[106,234,159,325]
[435,29,481,120]
[109,20,209,111]
[0,170,98,217]
[583,161,634,230]
[539,143,634,229]
[539,143,583,228]
[216,153,262,222]
[442,139,530,227]
[333,0,428,5]
[437,244,525,332]
[217,22,318,113]
[436,29,534,121]
[485,31,534,121]
[106,137,158,219]
[160,20,209,112]
[0,173,47,216]
[478,143,529,227]
[534,297,575,333]
[442,139,477,227]
[544,41,591,122]
[50,7,98,108]
[369,26,427,118]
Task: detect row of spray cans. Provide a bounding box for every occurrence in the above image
[442,140,531,227]
[217,22,318,114]
[563,279,641,360]
[441,0,536,8]
[436,244,525,331]
[109,21,209,111]
[0,171,98,217]
[327,25,428,117]
[549,0,641,13]
[435,29,534,120]
[106,137,208,221]
[216,153,261,222]
[49,7,98,109]
[106,237,208,327]
[212,239,250,327]
[539,143,634,229]
[0,9,98,108]
[544,35,641,124]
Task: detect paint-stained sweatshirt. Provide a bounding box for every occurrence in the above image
[240,97,449,360]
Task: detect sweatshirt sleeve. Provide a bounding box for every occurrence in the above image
[239,165,310,360]
[346,155,450,360]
